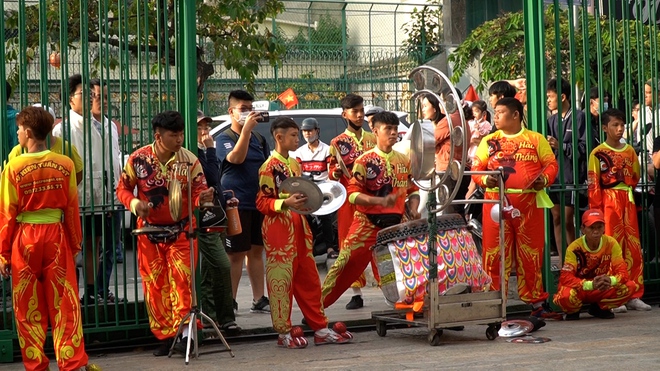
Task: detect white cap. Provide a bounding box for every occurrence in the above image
[32,103,56,120]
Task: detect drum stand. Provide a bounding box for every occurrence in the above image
[167,162,235,364]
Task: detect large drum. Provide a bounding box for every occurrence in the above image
[373,214,491,306]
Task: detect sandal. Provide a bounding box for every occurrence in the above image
[221,321,242,333]
[327,250,339,259]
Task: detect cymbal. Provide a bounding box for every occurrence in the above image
[313,180,347,216]
[333,145,351,178]
[498,320,534,338]
[280,177,323,215]
[132,226,176,236]
[169,177,183,221]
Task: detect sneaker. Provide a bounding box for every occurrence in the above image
[233,299,238,315]
[588,303,615,319]
[98,291,126,304]
[626,298,652,311]
[564,311,580,321]
[153,337,174,357]
[277,327,308,349]
[314,328,353,345]
[531,303,563,320]
[345,295,364,310]
[251,296,270,313]
[612,304,628,313]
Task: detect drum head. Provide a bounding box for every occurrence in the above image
[376,219,428,246]
[280,177,323,215]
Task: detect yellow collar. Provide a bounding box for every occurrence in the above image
[151,142,177,175]
[273,150,292,168]
[373,146,395,177]
[344,129,365,151]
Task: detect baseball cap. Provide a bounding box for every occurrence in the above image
[33,103,56,120]
[197,109,212,124]
[301,117,319,130]
[365,105,384,117]
[582,209,605,227]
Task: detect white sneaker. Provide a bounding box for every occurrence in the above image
[626,298,652,311]
[611,305,627,313]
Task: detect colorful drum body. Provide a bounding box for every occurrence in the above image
[373,214,491,305]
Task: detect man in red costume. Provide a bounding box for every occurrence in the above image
[322,111,420,309]
[587,108,651,311]
[553,209,636,320]
[471,97,560,319]
[328,93,377,309]
[257,117,353,349]
[116,111,214,356]
[0,107,97,371]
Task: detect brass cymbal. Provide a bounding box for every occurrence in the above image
[280,177,323,215]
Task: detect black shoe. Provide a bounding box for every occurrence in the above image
[250,296,271,313]
[588,303,614,319]
[301,317,307,326]
[345,295,363,310]
[565,312,580,321]
[173,337,194,355]
[153,338,174,357]
[233,299,238,315]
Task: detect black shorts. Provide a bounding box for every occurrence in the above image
[225,209,264,253]
[80,214,104,237]
[549,189,575,207]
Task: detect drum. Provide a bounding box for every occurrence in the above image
[373,214,491,306]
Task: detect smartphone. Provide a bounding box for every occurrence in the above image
[255,111,270,122]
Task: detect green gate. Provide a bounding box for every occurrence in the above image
[0,0,440,360]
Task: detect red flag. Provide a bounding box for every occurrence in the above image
[278,88,299,109]
[464,84,479,103]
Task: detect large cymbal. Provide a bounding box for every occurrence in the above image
[280,177,323,215]
[312,180,347,216]
[332,145,351,178]
[169,177,183,221]
[409,121,435,181]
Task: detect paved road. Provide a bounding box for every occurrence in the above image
[18,307,659,371]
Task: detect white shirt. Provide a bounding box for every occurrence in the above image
[53,109,105,209]
[294,140,331,182]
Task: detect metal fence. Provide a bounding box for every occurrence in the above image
[0,0,440,359]
[520,0,660,298]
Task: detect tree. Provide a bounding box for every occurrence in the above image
[448,5,660,96]
[3,0,286,94]
[401,0,443,64]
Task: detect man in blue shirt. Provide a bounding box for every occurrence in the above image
[216,90,271,314]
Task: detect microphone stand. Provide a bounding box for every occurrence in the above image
[168,162,235,364]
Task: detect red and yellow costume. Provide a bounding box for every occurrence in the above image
[329,129,377,288]
[0,151,88,371]
[116,144,206,340]
[587,143,644,298]
[322,147,418,308]
[471,128,558,304]
[256,151,329,334]
[553,235,636,313]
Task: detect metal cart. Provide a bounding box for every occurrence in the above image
[371,66,507,345]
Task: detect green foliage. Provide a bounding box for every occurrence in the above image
[4,0,286,93]
[262,71,344,108]
[448,5,660,96]
[281,13,353,59]
[401,0,443,64]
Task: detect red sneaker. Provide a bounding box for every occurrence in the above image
[314,323,353,345]
[277,327,308,349]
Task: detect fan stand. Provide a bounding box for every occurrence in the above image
[167,162,235,364]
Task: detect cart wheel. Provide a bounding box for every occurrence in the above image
[486,325,498,340]
[428,329,442,346]
[376,321,387,337]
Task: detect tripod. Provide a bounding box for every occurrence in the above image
[167,162,235,364]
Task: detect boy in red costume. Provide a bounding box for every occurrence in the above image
[322,111,420,309]
[328,93,377,309]
[0,107,98,371]
[257,117,353,349]
[553,209,636,319]
[587,108,651,311]
[116,111,215,355]
[471,97,560,319]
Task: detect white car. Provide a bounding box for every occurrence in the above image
[209,105,410,147]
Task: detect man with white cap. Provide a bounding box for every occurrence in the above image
[293,118,338,259]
